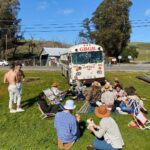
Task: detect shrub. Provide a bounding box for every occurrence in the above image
[121,46,139,62]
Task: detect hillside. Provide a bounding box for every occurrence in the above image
[129,42,150,61]
[7,41,150,61]
[7,40,70,60]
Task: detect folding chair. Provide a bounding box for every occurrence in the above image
[43,88,56,102]
[37,103,55,120]
[43,88,65,111]
[133,105,150,130]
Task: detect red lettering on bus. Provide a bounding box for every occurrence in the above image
[79,47,96,51]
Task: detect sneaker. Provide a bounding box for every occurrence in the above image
[10,109,17,113]
[141,108,148,114]
[87,145,94,150]
[118,110,128,115]
[16,108,25,112]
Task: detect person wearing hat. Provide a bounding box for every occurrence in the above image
[54,100,80,150]
[87,105,124,150]
[51,82,67,101]
[101,84,116,108]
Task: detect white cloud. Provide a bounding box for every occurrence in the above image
[38,1,48,11]
[145,9,150,16]
[59,9,74,15]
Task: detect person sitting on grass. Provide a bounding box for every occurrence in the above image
[101,84,116,109]
[37,92,63,114]
[87,105,124,150]
[119,86,148,115]
[51,82,67,101]
[125,86,148,114]
[54,100,80,150]
[119,97,134,114]
[77,81,101,114]
[72,80,86,101]
[86,81,102,113]
[112,84,126,112]
[113,78,123,89]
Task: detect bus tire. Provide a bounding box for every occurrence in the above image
[61,67,64,76]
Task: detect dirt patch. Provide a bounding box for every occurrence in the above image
[25,77,40,83]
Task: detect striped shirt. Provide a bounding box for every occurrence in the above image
[54,111,78,143]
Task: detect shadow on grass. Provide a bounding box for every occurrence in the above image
[79,121,87,137]
[21,96,38,109]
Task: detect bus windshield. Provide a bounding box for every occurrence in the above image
[72,51,103,64]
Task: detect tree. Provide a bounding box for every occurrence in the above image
[80,0,132,57]
[121,46,138,62]
[0,0,21,59]
[79,18,95,43]
[28,36,36,54]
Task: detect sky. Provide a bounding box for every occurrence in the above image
[18,0,150,44]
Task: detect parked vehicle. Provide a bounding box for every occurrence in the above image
[60,44,105,84]
[0,60,9,66]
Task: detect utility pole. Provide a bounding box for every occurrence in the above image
[5,34,8,60]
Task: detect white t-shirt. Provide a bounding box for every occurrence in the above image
[51,87,61,96]
[93,117,124,149]
[101,91,116,105]
[43,88,55,101]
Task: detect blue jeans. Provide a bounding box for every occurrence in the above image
[60,92,67,101]
[120,102,134,114]
[93,137,118,150]
[56,103,65,111]
[88,102,96,113]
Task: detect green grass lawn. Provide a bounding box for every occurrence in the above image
[0,71,150,150]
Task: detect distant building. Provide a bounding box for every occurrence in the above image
[40,47,68,66]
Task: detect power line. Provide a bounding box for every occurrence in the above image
[23,29,82,33]
[1,23,150,30]
[23,25,150,33]
[0,18,150,26]
[1,19,150,33]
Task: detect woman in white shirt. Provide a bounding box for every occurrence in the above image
[87,105,124,150]
[51,82,67,101]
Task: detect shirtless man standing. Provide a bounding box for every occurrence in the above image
[14,63,25,107]
[4,63,24,113]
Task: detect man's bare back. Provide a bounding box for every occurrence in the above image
[4,70,17,85]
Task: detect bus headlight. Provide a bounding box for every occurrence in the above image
[76,72,81,76]
[97,71,102,74]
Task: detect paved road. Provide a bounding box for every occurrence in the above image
[105,64,150,72]
[0,66,60,71]
[0,64,150,72]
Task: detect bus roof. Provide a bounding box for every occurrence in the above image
[68,44,103,53]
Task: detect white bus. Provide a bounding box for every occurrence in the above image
[60,44,105,84]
